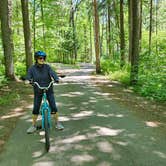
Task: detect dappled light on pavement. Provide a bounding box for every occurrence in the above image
[1,108,25,119]
[60,135,87,144]
[71,154,95,165]
[60,91,85,97]
[96,113,124,118]
[97,141,113,153]
[153,151,166,159]
[0,63,166,166]
[71,111,94,118]
[91,126,124,137]
[145,121,161,127]
[32,151,43,158]
[33,161,55,166]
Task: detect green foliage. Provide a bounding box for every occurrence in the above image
[101,58,120,74]
[15,62,26,77]
[60,28,76,53]
[0,76,8,87]
[0,65,5,76]
[0,65,7,86]
[136,74,166,101]
[137,47,166,101]
[110,68,130,85]
[109,71,129,85]
[101,58,130,85]
[0,0,165,103]
[101,42,166,101]
[0,91,20,105]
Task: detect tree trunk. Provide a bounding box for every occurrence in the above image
[107,0,111,57]
[129,0,140,85]
[100,15,105,58]
[113,0,120,58]
[0,0,15,80]
[33,0,36,54]
[83,24,87,61]
[120,0,125,68]
[89,19,93,63]
[139,0,142,51]
[128,0,132,62]
[149,0,153,55]
[70,0,77,63]
[155,1,158,55]
[40,0,46,51]
[93,0,101,73]
[21,0,33,71]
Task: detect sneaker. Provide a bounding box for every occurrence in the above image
[56,123,64,130]
[27,125,37,134]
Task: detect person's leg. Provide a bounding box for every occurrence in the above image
[32,114,38,126]
[47,89,64,130]
[32,91,43,125]
[27,91,42,133]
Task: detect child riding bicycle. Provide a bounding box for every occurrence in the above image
[25,51,64,134]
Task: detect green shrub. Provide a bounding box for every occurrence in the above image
[110,70,130,85]
[0,65,5,76]
[0,91,20,105]
[101,58,130,85]
[15,62,26,77]
[101,58,120,74]
[137,46,166,101]
[136,72,166,101]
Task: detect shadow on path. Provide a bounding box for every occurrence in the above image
[0,63,166,166]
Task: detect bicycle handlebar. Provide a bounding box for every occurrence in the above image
[33,81,54,90]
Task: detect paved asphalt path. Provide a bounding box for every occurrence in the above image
[0,63,166,166]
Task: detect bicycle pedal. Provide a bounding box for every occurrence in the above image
[36,125,42,130]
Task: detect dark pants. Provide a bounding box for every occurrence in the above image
[32,86,58,115]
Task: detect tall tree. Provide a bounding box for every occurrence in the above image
[69,0,78,63]
[40,0,46,51]
[129,0,140,85]
[139,0,142,51]
[128,0,132,62]
[0,0,15,80]
[155,0,158,55]
[149,0,153,55]
[107,0,112,57]
[21,0,33,71]
[93,0,101,73]
[120,0,125,68]
[33,0,36,54]
[88,14,93,62]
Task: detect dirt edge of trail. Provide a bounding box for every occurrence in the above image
[0,81,33,154]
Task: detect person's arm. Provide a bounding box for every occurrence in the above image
[25,67,33,84]
[48,65,59,83]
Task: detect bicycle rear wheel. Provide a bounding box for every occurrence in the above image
[44,110,50,152]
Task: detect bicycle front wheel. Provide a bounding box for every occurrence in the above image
[44,110,50,152]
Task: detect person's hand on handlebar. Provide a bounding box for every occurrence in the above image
[25,80,30,84]
[54,79,59,84]
[24,79,33,85]
[56,78,64,84]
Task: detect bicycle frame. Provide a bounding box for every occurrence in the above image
[33,81,54,152]
[33,81,54,129]
[40,91,51,129]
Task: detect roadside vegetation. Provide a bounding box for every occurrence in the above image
[101,31,166,101]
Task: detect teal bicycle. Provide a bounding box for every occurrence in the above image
[33,81,54,152]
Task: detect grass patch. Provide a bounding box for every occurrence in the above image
[0,92,20,105]
[108,70,130,85]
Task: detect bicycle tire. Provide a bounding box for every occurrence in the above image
[44,110,50,152]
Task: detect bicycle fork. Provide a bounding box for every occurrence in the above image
[41,93,51,129]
